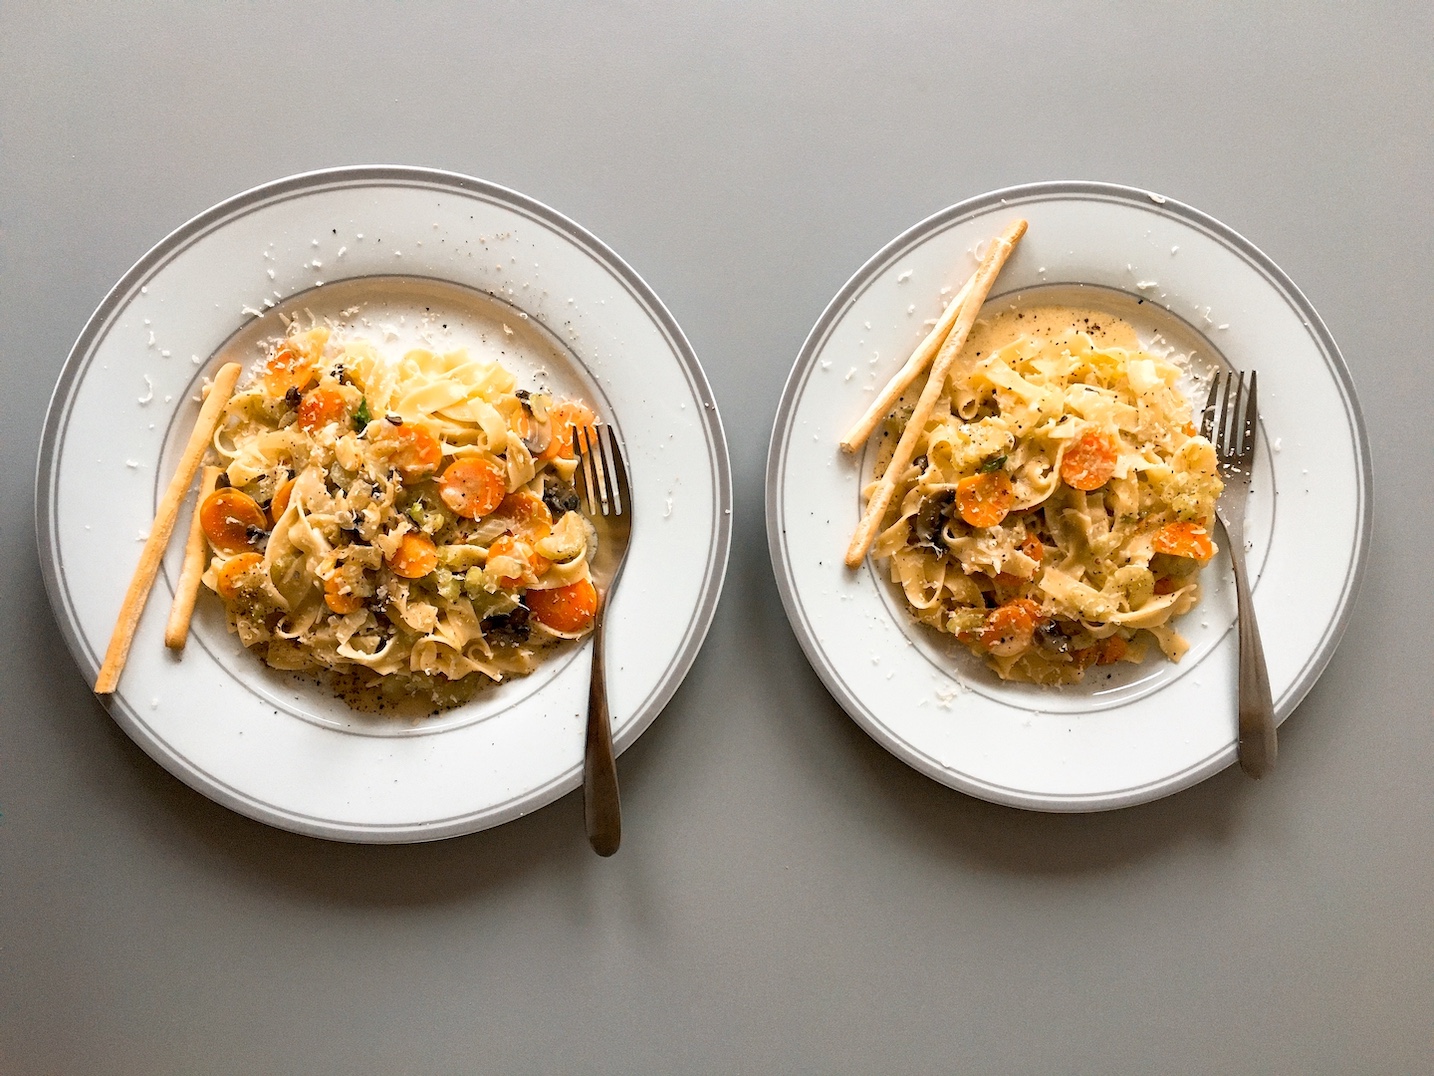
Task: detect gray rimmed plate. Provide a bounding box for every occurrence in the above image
[37,166,731,842]
[766,181,1370,811]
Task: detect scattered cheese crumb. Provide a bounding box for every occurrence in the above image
[897,270,912,283]
[266,268,275,280]
[137,376,153,405]
[1273,438,1282,452]
[125,459,140,468]
[844,367,856,381]
[1149,192,1167,204]
[337,246,347,258]
[160,349,170,358]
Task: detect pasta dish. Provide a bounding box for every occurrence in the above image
[197,326,600,709]
[867,304,1223,685]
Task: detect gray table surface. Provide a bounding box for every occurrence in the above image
[4,4,1432,1073]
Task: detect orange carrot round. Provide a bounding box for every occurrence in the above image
[296,387,350,432]
[387,532,438,579]
[371,420,443,478]
[487,534,550,587]
[956,471,1014,528]
[261,343,316,398]
[527,578,598,633]
[269,477,296,525]
[323,575,365,614]
[1152,521,1214,560]
[215,552,265,600]
[200,488,268,554]
[499,490,553,541]
[538,401,596,463]
[979,598,1042,657]
[439,456,507,519]
[1096,634,1128,665]
[1061,430,1119,491]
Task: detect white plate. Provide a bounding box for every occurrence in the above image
[767,182,1371,811]
[37,166,731,842]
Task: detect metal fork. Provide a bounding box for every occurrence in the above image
[573,423,634,855]
[1201,370,1276,778]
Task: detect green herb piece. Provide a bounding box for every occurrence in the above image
[353,398,372,431]
[978,454,1008,474]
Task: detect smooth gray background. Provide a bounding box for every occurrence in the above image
[3,3,1431,1073]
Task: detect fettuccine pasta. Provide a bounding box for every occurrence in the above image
[867,305,1222,685]
[197,326,600,709]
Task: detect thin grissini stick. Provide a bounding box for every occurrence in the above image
[844,220,1027,569]
[164,464,222,650]
[95,363,242,693]
[839,273,974,453]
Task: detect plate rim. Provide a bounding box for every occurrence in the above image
[765,179,1373,812]
[35,165,733,841]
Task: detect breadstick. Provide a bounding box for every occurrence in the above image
[844,220,1027,568]
[163,465,221,650]
[839,273,974,453]
[95,363,242,692]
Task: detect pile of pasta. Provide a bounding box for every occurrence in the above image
[869,329,1223,685]
[196,326,599,706]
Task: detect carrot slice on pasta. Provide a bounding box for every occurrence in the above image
[498,490,553,542]
[296,387,350,432]
[527,579,597,633]
[956,471,1014,528]
[1060,430,1118,491]
[538,401,595,463]
[1152,521,1214,561]
[487,534,550,587]
[269,477,296,525]
[979,598,1042,657]
[200,488,268,554]
[215,552,265,600]
[323,575,365,614]
[372,420,443,478]
[387,532,438,579]
[439,456,507,519]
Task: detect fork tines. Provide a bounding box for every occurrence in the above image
[573,422,625,517]
[1201,369,1259,469]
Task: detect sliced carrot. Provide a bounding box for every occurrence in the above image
[438,456,507,519]
[1096,634,1128,665]
[526,578,598,633]
[215,552,265,600]
[1152,521,1214,561]
[487,534,550,587]
[497,395,532,440]
[498,490,553,542]
[261,338,321,398]
[387,532,438,579]
[296,387,350,432]
[979,598,1042,657]
[956,471,1014,528]
[269,477,296,525]
[537,401,596,463]
[323,574,365,614]
[1021,533,1044,563]
[200,488,268,554]
[1061,429,1118,491]
[371,420,443,478]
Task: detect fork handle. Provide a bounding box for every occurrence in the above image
[1229,540,1277,778]
[584,611,622,856]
